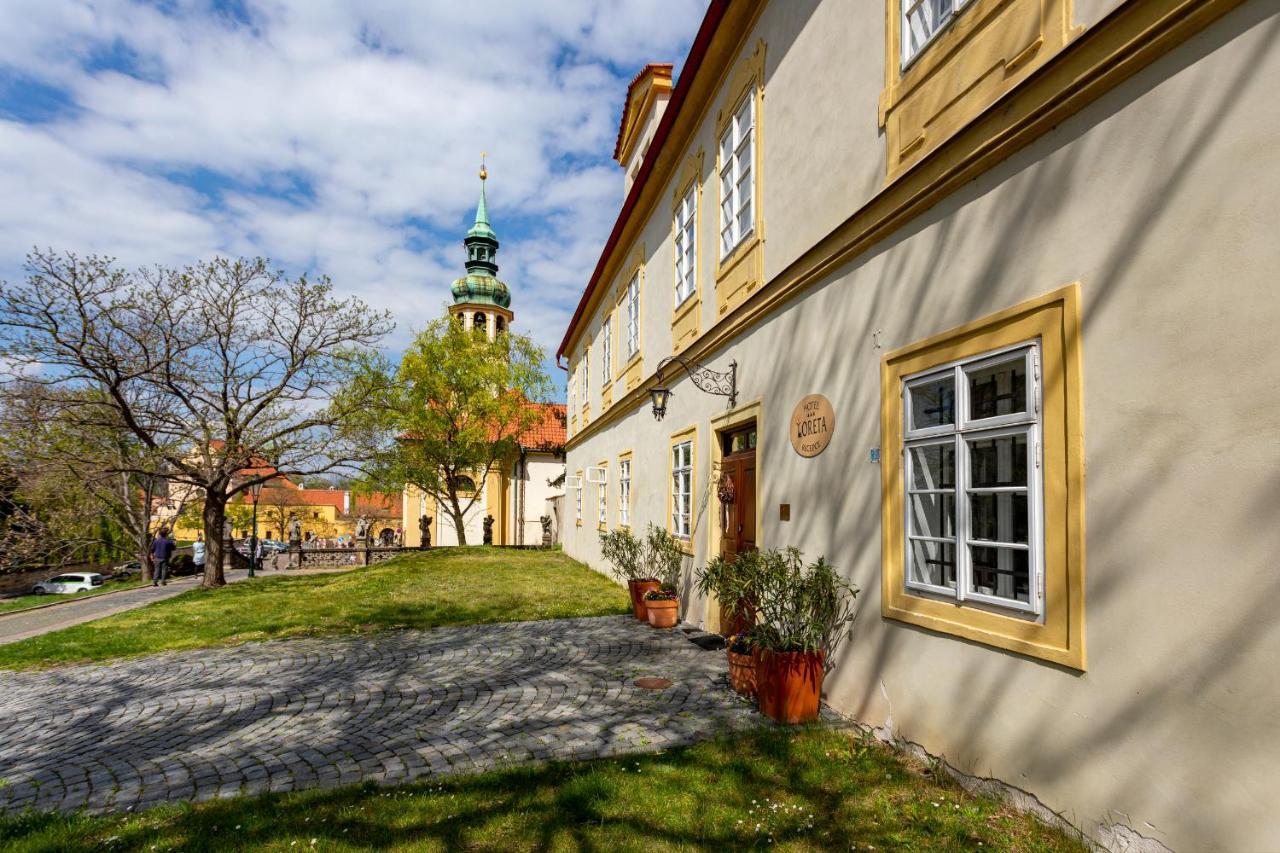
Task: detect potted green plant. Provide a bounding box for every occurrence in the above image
[599,528,657,620]
[641,524,686,629]
[725,632,756,696]
[749,548,858,724]
[695,553,760,638]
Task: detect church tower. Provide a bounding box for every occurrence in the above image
[448,158,513,339]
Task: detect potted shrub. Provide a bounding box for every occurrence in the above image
[695,553,760,638]
[644,586,680,628]
[749,548,858,725]
[641,524,687,629]
[599,528,658,620]
[725,632,756,696]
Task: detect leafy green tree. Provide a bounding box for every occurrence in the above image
[342,317,551,545]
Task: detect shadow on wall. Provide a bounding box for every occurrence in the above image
[741,2,1280,847]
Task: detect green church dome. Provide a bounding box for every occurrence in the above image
[451,272,511,308]
[451,163,511,309]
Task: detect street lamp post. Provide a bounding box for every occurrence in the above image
[248,481,263,578]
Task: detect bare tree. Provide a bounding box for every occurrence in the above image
[0,250,393,587]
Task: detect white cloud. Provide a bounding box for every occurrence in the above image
[0,0,706,387]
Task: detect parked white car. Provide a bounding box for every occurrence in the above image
[31,572,105,595]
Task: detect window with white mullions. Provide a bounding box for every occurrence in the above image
[719,92,755,258]
[625,273,640,357]
[901,0,973,66]
[902,343,1042,614]
[601,319,612,386]
[619,459,631,527]
[674,186,697,306]
[671,440,692,538]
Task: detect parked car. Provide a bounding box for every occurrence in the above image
[32,572,105,595]
[112,560,142,578]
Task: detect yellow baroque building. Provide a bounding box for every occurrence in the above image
[558,0,1280,850]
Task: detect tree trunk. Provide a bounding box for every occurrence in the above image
[202,490,227,588]
[139,475,155,583]
[449,491,467,545]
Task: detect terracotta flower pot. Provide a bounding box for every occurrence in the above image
[645,598,679,628]
[756,650,824,724]
[627,579,660,620]
[727,648,757,696]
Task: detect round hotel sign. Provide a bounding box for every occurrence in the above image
[790,394,835,458]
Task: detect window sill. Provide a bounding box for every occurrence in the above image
[672,294,701,352]
[715,231,763,320]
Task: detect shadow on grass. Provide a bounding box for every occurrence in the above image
[0,727,1085,852]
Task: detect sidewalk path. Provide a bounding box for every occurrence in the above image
[0,566,353,645]
[0,616,763,815]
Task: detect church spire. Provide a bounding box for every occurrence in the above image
[464,154,498,274]
[450,155,511,313]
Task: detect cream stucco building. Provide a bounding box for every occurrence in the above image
[558,0,1280,848]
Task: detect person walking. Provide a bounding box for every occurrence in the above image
[150,528,176,586]
[192,532,205,575]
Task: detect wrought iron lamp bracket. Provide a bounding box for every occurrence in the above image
[655,355,738,410]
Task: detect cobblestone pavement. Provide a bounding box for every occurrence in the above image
[0,566,355,645]
[0,616,764,815]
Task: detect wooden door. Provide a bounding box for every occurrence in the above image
[720,425,757,559]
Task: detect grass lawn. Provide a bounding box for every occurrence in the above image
[0,548,629,670]
[0,578,149,615]
[0,726,1085,852]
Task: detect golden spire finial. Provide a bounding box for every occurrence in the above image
[479,151,487,181]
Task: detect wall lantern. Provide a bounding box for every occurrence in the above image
[649,355,738,421]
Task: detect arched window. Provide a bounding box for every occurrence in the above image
[448,475,477,493]
[495,316,505,333]
[474,312,487,334]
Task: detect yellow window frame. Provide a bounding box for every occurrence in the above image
[667,424,698,554]
[880,284,1085,669]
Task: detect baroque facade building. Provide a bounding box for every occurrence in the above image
[400,169,566,547]
[557,0,1279,849]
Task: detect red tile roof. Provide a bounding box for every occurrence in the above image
[518,402,566,452]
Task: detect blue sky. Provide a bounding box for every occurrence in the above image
[0,0,705,399]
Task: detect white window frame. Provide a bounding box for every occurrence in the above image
[901,341,1043,616]
[901,0,974,68]
[674,184,697,306]
[718,92,755,259]
[567,375,576,419]
[671,440,693,539]
[574,474,583,523]
[601,319,613,387]
[625,273,640,358]
[618,458,631,527]
[598,475,608,526]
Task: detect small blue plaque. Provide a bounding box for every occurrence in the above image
[869,447,880,463]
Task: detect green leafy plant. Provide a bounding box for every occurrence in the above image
[643,587,679,601]
[599,528,650,582]
[725,632,754,655]
[749,547,858,662]
[694,554,760,626]
[642,523,686,593]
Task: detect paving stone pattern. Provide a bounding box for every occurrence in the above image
[0,616,764,815]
